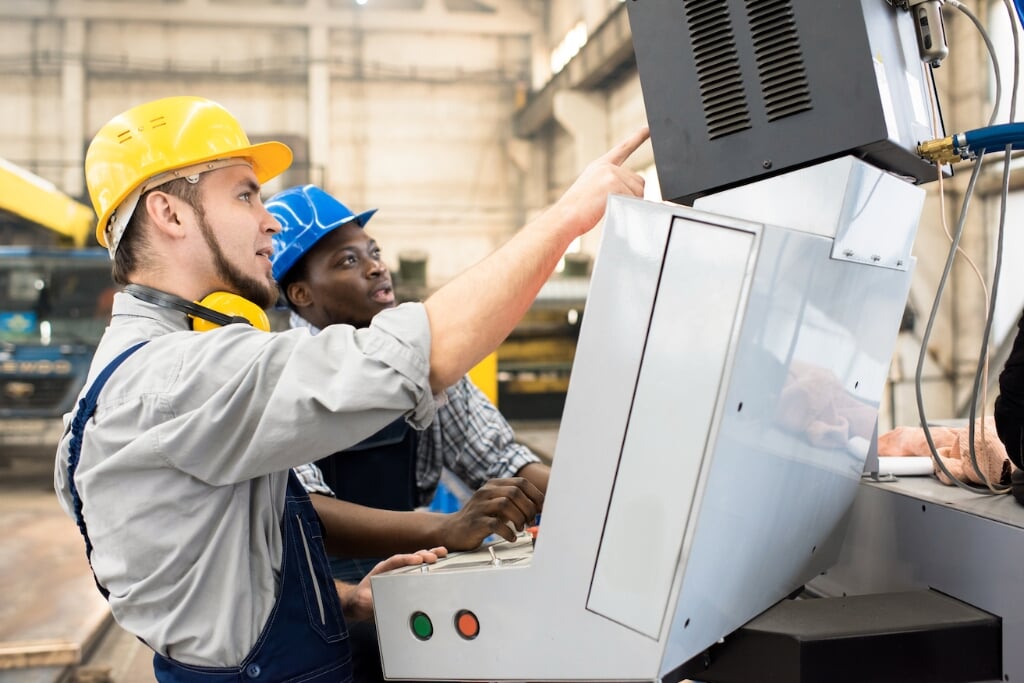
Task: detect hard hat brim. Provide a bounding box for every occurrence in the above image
[247,140,294,185]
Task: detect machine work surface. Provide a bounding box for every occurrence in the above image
[865,473,1024,527]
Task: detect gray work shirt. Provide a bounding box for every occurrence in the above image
[53,292,436,667]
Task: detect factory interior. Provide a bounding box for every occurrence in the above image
[3,0,1024,681]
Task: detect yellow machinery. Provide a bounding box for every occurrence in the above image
[466,352,498,406]
[0,157,95,247]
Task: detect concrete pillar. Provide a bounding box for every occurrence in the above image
[531,29,550,91]
[581,0,609,32]
[553,89,607,174]
[553,89,608,256]
[507,136,545,229]
[308,23,330,188]
[61,18,86,199]
[349,14,367,209]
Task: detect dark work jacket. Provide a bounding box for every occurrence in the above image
[996,311,1024,470]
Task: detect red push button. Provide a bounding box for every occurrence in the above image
[455,609,479,640]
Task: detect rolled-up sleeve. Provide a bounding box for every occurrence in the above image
[356,303,436,428]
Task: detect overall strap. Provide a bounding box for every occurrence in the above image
[67,340,149,599]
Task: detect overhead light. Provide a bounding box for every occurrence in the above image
[550,21,588,76]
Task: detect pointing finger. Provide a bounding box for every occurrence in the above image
[602,125,650,167]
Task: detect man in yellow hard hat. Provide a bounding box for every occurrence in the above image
[54,94,648,682]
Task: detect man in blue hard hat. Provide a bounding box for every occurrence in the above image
[268,185,549,562]
[268,184,553,682]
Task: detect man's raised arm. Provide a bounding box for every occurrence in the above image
[424,126,650,392]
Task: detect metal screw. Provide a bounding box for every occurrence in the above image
[762,160,773,169]
[843,249,854,257]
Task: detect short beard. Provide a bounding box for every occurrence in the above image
[195,210,278,310]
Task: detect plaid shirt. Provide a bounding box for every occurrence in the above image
[290,311,540,506]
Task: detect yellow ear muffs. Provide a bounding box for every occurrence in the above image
[123,284,271,332]
[192,291,271,332]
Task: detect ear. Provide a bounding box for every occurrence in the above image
[286,281,314,309]
[143,191,189,240]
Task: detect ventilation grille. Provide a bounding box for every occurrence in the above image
[747,0,812,121]
[685,0,751,140]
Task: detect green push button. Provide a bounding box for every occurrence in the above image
[410,611,433,640]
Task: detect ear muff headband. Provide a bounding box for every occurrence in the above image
[124,284,270,332]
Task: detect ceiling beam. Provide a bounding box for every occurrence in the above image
[0,0,544,37]
[514,3,635,138]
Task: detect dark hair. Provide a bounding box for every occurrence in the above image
[112,177,205,284]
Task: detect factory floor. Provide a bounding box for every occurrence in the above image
[0,421,562,683]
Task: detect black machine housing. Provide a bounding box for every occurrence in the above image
[625,0,947,205]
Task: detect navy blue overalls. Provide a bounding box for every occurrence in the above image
[311,419,421,683]
[67,342,354,683]
[315,419,419,584]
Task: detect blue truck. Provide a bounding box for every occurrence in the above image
[0,247,115,459]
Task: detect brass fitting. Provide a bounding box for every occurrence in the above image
[917,136,961,164]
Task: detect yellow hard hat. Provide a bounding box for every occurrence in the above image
[85,96,293,251]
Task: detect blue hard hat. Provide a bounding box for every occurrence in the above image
[267,184,378,281]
